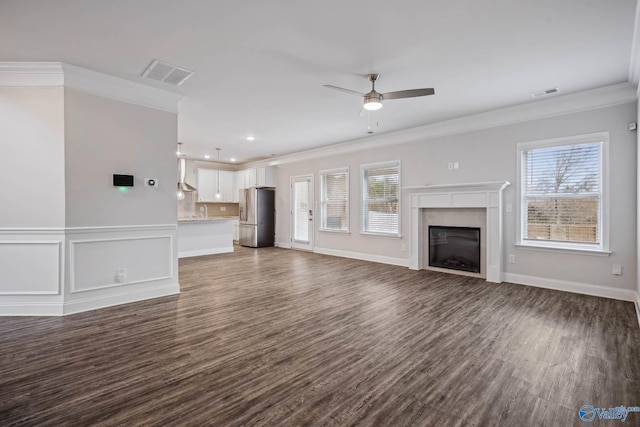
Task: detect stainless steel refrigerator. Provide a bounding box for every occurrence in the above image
[239,187,275,247]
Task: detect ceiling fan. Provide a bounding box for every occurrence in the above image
[324,74,435,111]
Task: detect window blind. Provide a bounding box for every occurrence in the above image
[522,142,601,244]
[362,162,400,235]
[320,169,349,232]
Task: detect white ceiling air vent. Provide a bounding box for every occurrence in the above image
[531,88,559,98]
[141,59,193,86]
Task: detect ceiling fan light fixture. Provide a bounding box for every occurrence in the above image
[325,73,434,114]
[363,100,382,111]
[363,92,383,111]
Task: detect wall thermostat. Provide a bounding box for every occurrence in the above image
[113,174,134,187]
[145,178,158,187]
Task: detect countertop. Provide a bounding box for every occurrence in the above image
[178,216,239,223]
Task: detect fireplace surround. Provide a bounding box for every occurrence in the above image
[407,181,510,283]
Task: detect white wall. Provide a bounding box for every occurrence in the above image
[62,88,179,314]
[276,102,638,294]
[0,71,180,316]
[0,87,65,228]
[64,88,177,227]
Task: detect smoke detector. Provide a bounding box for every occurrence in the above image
[531,88,559,98]
[141,59,193,86]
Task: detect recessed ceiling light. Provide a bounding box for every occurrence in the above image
[230,158,236,162]
[246,135,255,141]
[204,154,210,159]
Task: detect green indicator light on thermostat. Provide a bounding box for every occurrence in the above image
[118,187,129,192]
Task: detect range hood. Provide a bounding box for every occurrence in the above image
[177,157,196,192]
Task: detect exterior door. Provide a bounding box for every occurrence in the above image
[291,175,314,250]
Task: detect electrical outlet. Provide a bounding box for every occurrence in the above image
[453,162,459,169]
[401,244,407,252]
[611,264,622,275]
[508,255,516,264]
[221,206,226,212]
[116,268,127,283]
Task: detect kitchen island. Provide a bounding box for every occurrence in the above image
[177,217,236,258]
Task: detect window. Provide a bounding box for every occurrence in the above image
[320,168,349,232]
[518,132,608,252]
[362,161,400,236]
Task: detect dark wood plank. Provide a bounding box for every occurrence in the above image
[0,245,638,426]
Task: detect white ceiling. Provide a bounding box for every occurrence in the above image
[1,0,637,164]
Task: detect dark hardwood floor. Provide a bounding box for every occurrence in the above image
[1,246,639,426]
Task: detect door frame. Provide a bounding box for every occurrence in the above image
[290,174,314,251]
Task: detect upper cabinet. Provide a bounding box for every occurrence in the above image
[197,168,237,202]
[245,168,257,188]
[196,168,217,202]
[220,170,235,202]
[197,166,276,202]
[239,166,276,189]
[256,166,276,187]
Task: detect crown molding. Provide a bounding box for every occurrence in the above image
[248,82,637,168]
[0,62,64,87]
[0,62,182,113]
[61,63,182,113]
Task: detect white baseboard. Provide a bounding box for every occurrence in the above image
[274,242,292,249]
[178,246,234,258]
[503,273,637,302]
[0,283,180,317]
[0,302,64,316]
[63,282,180,316]
[313,247,409,267]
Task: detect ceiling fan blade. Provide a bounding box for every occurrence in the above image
[323,85,364,97]
[382,88,435,100]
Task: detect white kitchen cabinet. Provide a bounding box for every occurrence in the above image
[238,167,276,188]
[236,170,245,192]
[256,166,276,187]
[198,168,236,202]
[196,168,217,202]
[220,170,235,202]
[245,168,257,188]
[256,167,266,187]
[233,219,239,242]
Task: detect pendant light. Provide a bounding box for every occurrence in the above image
[214,148,222,200]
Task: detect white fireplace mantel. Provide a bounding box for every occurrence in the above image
[407,181,510,283]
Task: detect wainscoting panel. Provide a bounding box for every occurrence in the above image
[0,240,61,295]
[70,235,173,293]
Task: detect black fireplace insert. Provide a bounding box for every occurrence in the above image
[429,226,480,273]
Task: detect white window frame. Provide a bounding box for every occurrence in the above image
[361,160,401,237]
[516,131,609,254]
[319,167,350,233]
